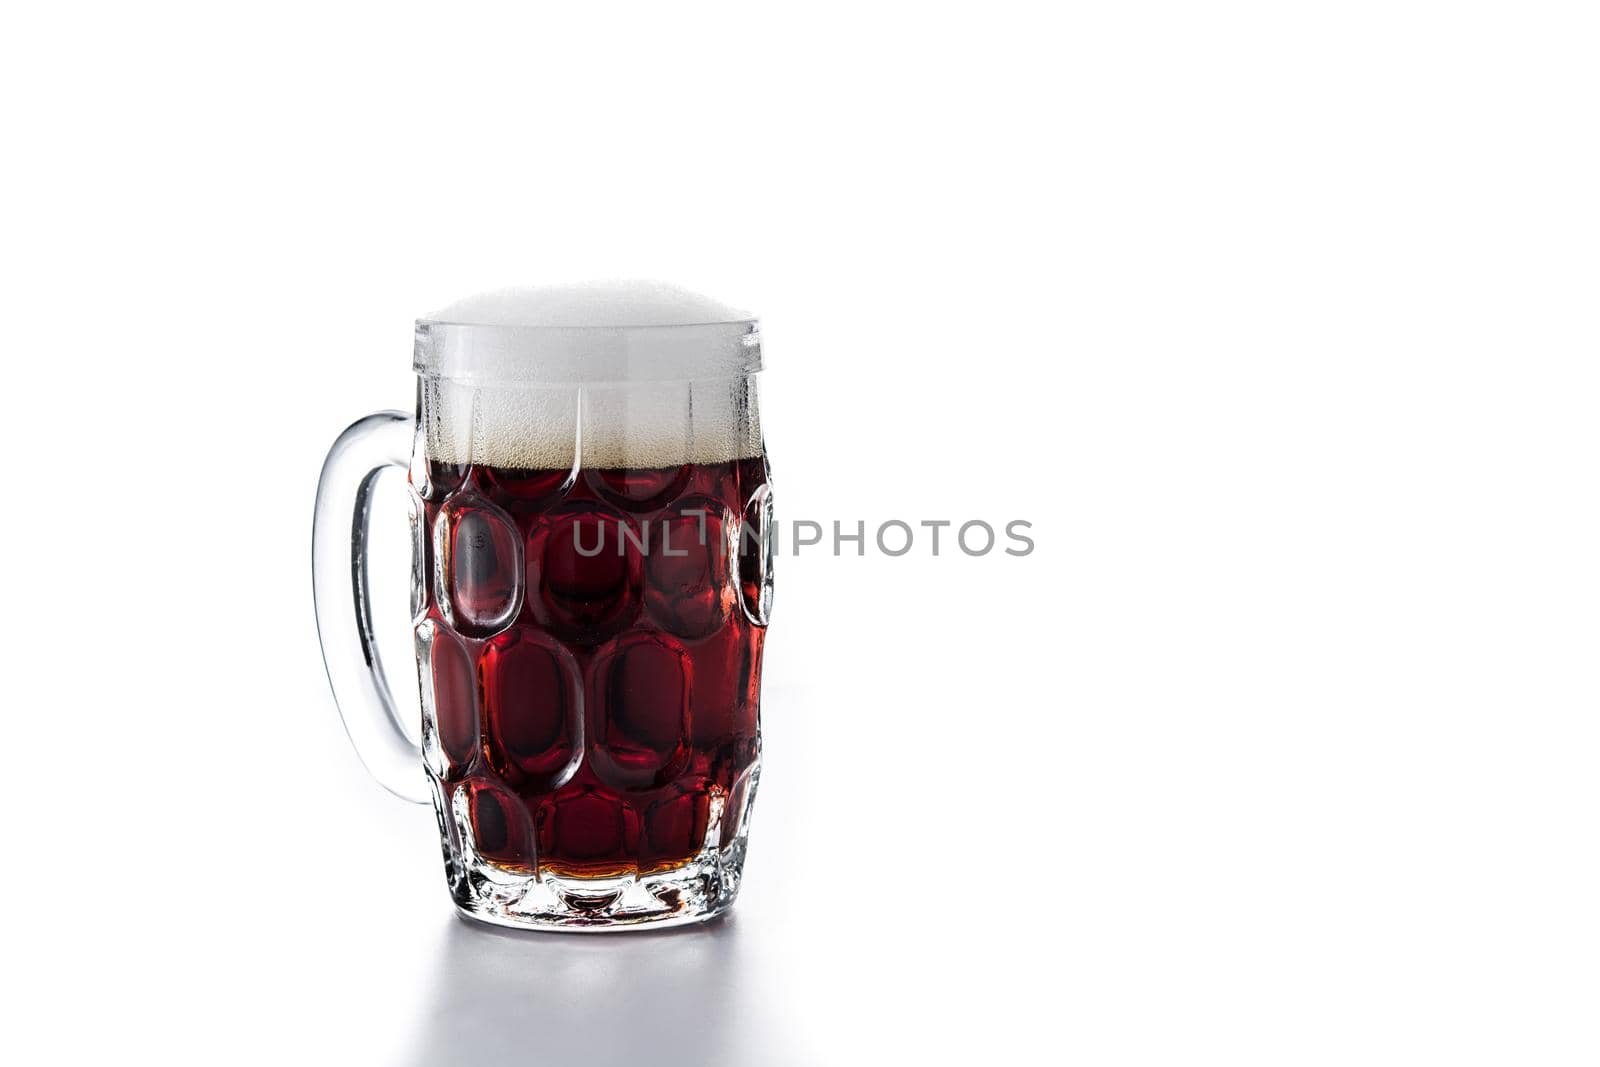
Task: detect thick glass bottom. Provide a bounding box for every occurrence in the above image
[450,838,748,931]
[433,766,757,932]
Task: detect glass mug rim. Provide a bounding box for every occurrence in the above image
[414,318,763,386]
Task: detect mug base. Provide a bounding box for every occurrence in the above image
[447,837,749,932]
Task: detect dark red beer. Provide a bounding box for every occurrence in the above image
[415,455,770,878]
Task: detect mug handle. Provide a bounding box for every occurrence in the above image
[312,411,430,803]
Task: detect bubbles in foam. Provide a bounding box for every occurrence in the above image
[416,282,763,470]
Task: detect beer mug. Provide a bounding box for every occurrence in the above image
[312,283,774,930]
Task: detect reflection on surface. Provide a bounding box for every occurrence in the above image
[408,912,784,1066]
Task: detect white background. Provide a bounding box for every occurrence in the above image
[3,3,1598,1064]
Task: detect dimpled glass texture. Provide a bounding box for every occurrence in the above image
[410,381,773,930]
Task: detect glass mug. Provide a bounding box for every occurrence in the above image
[312,284,774,930]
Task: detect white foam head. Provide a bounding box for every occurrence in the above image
[414,281,763,470]
[425,280,751,329]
